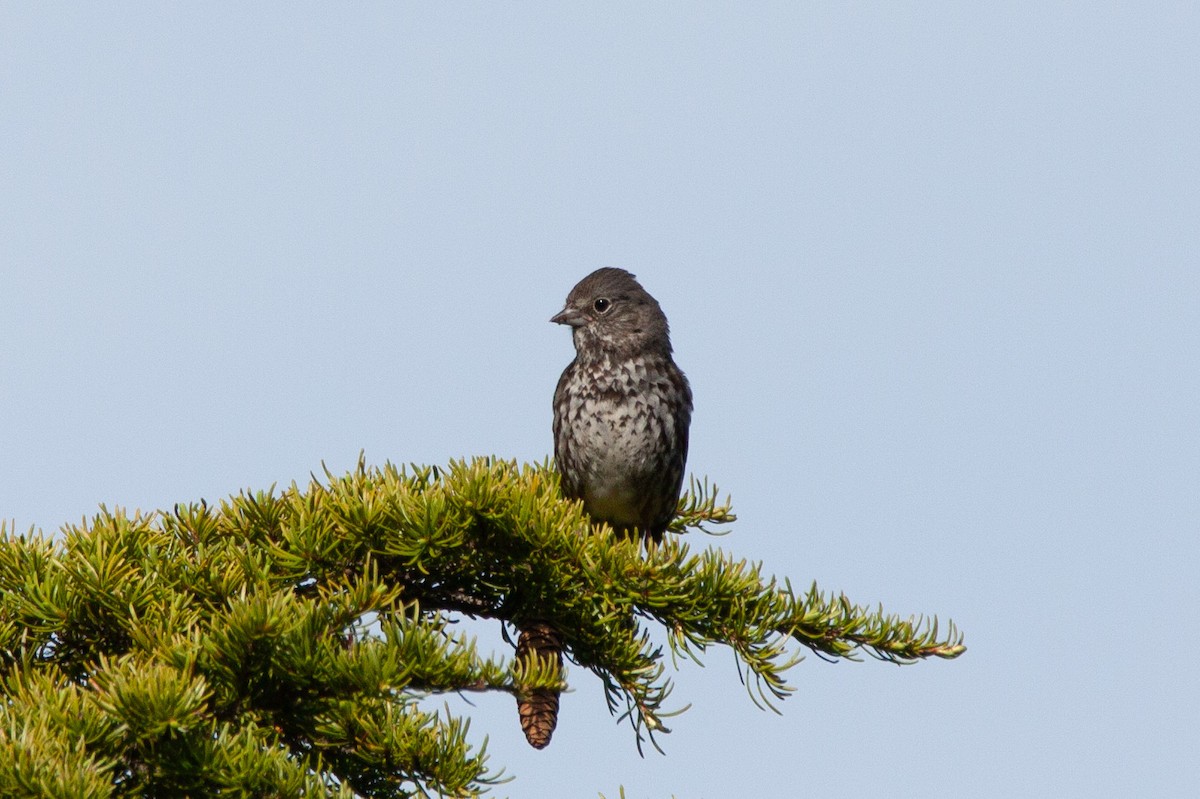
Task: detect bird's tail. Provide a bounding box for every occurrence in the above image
[514,620,563,749]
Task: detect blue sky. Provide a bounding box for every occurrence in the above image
[2,4,1197,797]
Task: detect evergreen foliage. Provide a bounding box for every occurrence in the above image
[0,457,965,797]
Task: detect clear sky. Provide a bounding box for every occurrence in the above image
[2,4,1197,797]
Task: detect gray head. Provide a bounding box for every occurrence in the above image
[551,268,673,358]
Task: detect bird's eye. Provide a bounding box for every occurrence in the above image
[593,298,612,314]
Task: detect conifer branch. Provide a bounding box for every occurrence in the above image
[0,456,964,795]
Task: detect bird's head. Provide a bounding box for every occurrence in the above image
[551,268,672,358]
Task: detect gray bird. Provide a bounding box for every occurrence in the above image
[551,267,693,542]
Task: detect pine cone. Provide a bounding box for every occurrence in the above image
[514,620,563,749]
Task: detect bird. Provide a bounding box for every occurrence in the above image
[551,267,692,543]
[515,267,693,749]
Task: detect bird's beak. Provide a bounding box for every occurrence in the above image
[550,307,587,327]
